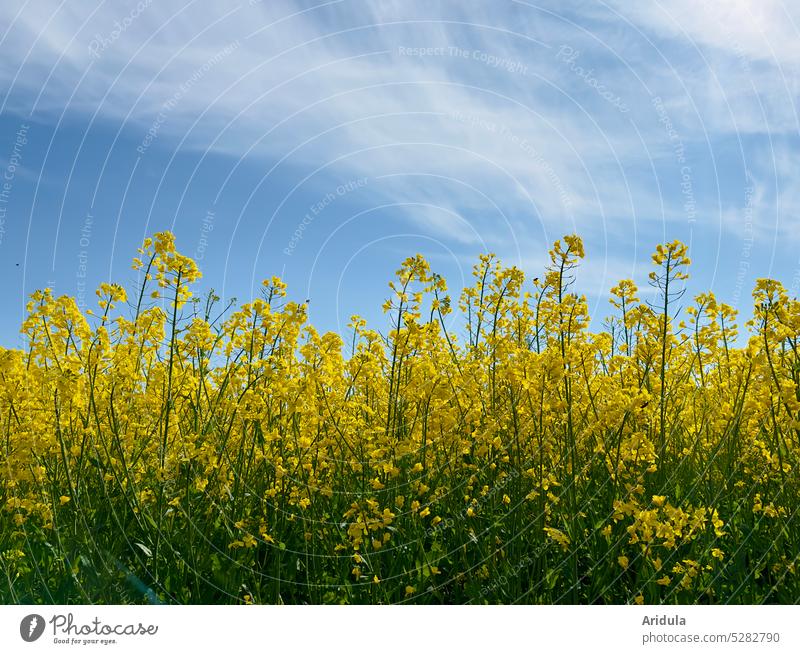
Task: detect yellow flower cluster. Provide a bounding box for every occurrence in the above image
[1,231,798,604]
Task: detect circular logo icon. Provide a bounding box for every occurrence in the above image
[20,614,45,642]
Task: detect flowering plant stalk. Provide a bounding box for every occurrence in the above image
[1,232,798,604]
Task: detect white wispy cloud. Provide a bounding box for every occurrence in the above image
[0,0,797,270]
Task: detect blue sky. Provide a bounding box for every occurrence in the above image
[0,0,798,346]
